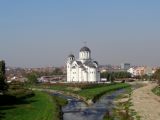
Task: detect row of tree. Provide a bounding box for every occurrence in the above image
[30,68,64,77]
[25,68,64,84]
[101,71,131,81]
[100,69,160,86]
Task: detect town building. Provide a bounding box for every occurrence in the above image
[66,46,100,82]
[127,66,154,77]
[121,63,131,70]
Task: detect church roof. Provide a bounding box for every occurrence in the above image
[80,46,91,52]
[76,61,83,66]
[84,61,97,68]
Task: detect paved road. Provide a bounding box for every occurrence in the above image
[131,83,160,120]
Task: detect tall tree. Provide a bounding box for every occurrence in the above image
[109,73,115,83]
[0,60,8,93]
[153,69,160,86]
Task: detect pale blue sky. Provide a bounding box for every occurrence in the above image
[0,0,160,67]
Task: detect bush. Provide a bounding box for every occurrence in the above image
[0,81,35,106]
[6,88,34,99]
[7,81,34,99]
[152,86,160,96]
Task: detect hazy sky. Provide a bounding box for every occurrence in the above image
[0,0,160,68]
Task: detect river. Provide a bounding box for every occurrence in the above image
[53,89,126,120]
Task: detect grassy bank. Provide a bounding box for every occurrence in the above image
[52,95,68,120]
[152,86,160,96]
[0,91,67,120]
[76,83,130,101]
[31,83,130,102]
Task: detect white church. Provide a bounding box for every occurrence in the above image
[66,46,100,83]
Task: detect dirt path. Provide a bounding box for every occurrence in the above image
[131,83,160,120]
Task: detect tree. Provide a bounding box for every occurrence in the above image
[26,72,38,85]
[113,72,131,79]
[153,69,160,86]
[52,68,63,75]
[110,73,115,83]
[101,72,109,78]
[0,60,8,93]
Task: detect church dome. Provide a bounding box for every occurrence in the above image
[80,46,91,52]
[68,54,75,58]
[93,61,98,65]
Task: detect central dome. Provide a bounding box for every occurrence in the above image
[68,54,75,58]
[80,46,91,52]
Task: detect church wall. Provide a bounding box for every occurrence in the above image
[71,68,75,82]
[79,68,82,82]
[87,68,95,82]
[83,71,87,82]
[67,63,71,82]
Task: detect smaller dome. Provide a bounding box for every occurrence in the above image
[94,61,98,65]
[80,46,91,52]
[68,54,75,58]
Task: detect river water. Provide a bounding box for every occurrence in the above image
[53,89,126,120]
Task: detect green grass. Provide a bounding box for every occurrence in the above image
[0,91,67,120]
[46,83,130,101]
[32,83,130,102]
[76,83,130,101]
[52,95,68,107]
[31,83,117,92]
[152,86,160,96]
[30,84,71,92]
[49,85,70,91]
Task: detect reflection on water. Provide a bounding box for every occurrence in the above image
[53,89,125,120]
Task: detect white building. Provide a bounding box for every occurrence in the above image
[127,67,135,77]
[67,46,100,83]
[127,66,153,77]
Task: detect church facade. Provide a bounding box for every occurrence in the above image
[67,46,100,83]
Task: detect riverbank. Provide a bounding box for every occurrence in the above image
[33,83,130,105]
[62,88,129,120]
[0,91,67,120]
[76,83,130,102]
[131,83,160,120]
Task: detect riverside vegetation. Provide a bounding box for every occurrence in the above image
[152,68,160,96]
[33,83,130,103]
[152,86,160,96]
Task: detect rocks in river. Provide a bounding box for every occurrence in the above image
[66,87,81,91]
[114,98,129,104]
[87,99,94,105]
